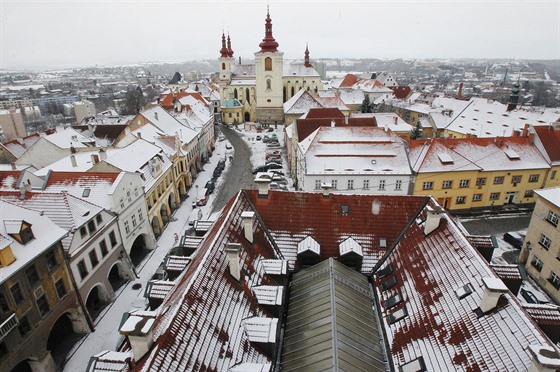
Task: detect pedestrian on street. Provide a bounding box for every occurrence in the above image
[174,233,179,244]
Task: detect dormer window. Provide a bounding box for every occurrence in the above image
[455,283,474,299]
[4,220,34,245]
[387,306,408,324]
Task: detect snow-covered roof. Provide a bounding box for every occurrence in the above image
[301,126,412,176]
[282,89,322,114]
[409,137,549,173]
[44,127,95,148]
[535,187,560,208]
[231,64,256,77]
[283,61,320,77]
[0,200,67,284]
[370,113,414,133]
[0,191,104,253]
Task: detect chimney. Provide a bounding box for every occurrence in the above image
[10,163,16,170]
[321,182,332,198]
[226,243,242,281]
[512,129,520,137]
[241,211,255,243]
[154,112,158,121]
[70,145,77,154]
[528,345,560,372]
[344,116,348,125]
[119,312,156,362]
[479,277,508,313]
[254,178,271,198]
[330,120,336,128]
[424,205,444,235]
[528,132,535,144]
[394,116,398,125]
[457,82,463,100]
[91,154,99,164]
[70,154,77,167]
[137,132,142,139]
[99,148,107,160]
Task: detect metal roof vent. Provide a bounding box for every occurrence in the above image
[341,205,349,215]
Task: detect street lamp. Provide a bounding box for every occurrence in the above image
[195,185,199,198]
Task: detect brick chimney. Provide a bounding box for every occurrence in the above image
[321,183,332,198]
[119,312,157,362]
[480,277,508,313]
[70,154,77,167]
[226,243,242,281]
[241,211,255,243]
[255,178,271,198]
[424,205,444,235]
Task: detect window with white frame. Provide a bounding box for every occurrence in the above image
[456,196,466,204]
[529,174,539,183]
[550,272,560,289]
[315,180,321,190]
[490,192,500,200]
[331,180,338,190]
[525,190,534,198]
[138,209,144,222]
[120,198,125,209]
[124,221,130,235]
[132,214,137,228]
[127,190,132,202]
[348,180,354,190]
[476,178,486,186]
[512,175,522,184]
[395,180,402,191]
[442,180,453,189]
[378,180,385,190]
[494,176,504,184]
[531,256,544,272]
[363,179,370,189]
[459,179,470,188]
[547,210,559,227]
[472,194,482,202]
[539,234,552,250]
[422,181,433,190]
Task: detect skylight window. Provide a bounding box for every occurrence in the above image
[379,237,387,248]
[504,148,520,160]
[387,306,408,324]
[455,283,474,299]
[82,188,91,197]
[384,293,403,310]
[377,265,393,278]
[437,153,454,164]
[400,357,426,372]
[381,276,397,291]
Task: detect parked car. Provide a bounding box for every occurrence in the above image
[262,135,270,143]
[270,170,284,176]
[225,143,232,149]
[252,165,269,174]
[266,159,282,166]
[256,135,262,141]
[267,127,274,132]
[266,153,282,160]
[217,159,226,170]
[213,167,222,178]
[257,127,263,133]
[266,142,281,149]
[272,175,285,182]
[270,182,288,190]
[503,232,524,249]
[520,288,540,304]
[266,149,281,156]
[196,196,208,206]
[266,163,282,170]
[205,179,216,194]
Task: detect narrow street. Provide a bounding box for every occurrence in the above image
[212,125,255,213]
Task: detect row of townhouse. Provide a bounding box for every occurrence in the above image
[287,116,560,211]
[0,166,157,371]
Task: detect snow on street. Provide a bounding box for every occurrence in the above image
[63,132,231,371]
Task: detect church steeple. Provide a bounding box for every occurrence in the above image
[304,44,312,67]
[227,33,234,58]
[258,6,279,53]
[219,32,229,58]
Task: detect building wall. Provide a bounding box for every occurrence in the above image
[0,109,27,140]
[15,138,68,169]
[302,173,411,195]
[0,242,89,372]
[282,76,323,102]
[521,194,560,304]
[74,100,96,124]
[412,168,547,210]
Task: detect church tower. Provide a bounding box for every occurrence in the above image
[219,32,234,108]
[255,8,284,125]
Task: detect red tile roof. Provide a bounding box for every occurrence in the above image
[0,171,21,189]
[374,202,553,370]
[304,107,345,119]
[389,86,412,99]
[296,116,377,142]
[533,125,560,162]
[45,171,120,187]
[523,304,560,326]
[159,92,206,110]
[339,74,358,88]
[246,190,428,272]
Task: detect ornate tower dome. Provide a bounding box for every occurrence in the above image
[258,7,279,53]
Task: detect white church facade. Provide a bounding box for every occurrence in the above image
[219,9,324,126]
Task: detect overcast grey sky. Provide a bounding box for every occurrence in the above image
[1,0,558,69]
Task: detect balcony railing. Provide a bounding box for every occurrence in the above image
[0,313,18,342]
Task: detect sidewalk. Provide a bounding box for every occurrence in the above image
[63,136,230,371]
